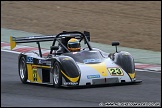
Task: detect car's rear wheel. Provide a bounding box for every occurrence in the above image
[18,57,28,84]
[52,61,62,88]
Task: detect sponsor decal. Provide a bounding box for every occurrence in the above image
[63,82,78,85]
[87,74,100,79]
[33,68,37,81]
[83,59,101,64]
[62,58,70,61]
[38,60,51,65]
[26,56,33,63]
[107,67,124,76]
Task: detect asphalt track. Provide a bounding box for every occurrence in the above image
[1,51,161,107]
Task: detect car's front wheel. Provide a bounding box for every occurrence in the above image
[52,61,62,88]
[18,57,28,84]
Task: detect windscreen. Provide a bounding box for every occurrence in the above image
[63,50,104,64]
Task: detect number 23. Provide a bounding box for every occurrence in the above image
[108,68,124,76]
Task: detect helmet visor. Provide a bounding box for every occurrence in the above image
[68,42,80,48]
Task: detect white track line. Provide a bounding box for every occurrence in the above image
[135,69,161,73]
[1,49,21,54]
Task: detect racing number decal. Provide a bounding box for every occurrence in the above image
[108,68,124,76]
[33,68,37,81]
[26,56,33,63]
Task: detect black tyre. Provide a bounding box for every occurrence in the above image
[18,57,28,84]
[52,61,62,88]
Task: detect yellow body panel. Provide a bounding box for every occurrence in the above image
[32,65,50,68]
[27,64,42,83]
[128,72,136,79]
[86,62,108,77]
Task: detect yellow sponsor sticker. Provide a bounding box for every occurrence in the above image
[108,67,124,76]
[63,58,70,61]
[33,68,37,81]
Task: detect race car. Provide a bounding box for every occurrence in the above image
[10,31,142,88]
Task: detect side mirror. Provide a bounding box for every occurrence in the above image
[50,46,59,51]
[112,41,120,52]
[112,41,119,46]
[50,46,59,56]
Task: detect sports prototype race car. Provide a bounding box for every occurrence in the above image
[10,31,142,88]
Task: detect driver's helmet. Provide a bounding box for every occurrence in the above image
[67,38,81,52]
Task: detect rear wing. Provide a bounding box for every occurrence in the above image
[10,35,55,50]
[10,31,91,57]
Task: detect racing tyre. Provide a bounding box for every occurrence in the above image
[18,57,28,84]
[52,61,62,88]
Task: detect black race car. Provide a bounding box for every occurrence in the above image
[10,31,142,88]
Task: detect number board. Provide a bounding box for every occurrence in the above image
[26,56,33,63]
[108,67,124,76]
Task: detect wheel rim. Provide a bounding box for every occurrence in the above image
[19,60,26,79]
[53,65,59,84]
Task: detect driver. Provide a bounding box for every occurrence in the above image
[67,38,81,52]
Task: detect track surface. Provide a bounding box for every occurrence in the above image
[1,51,161,107]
